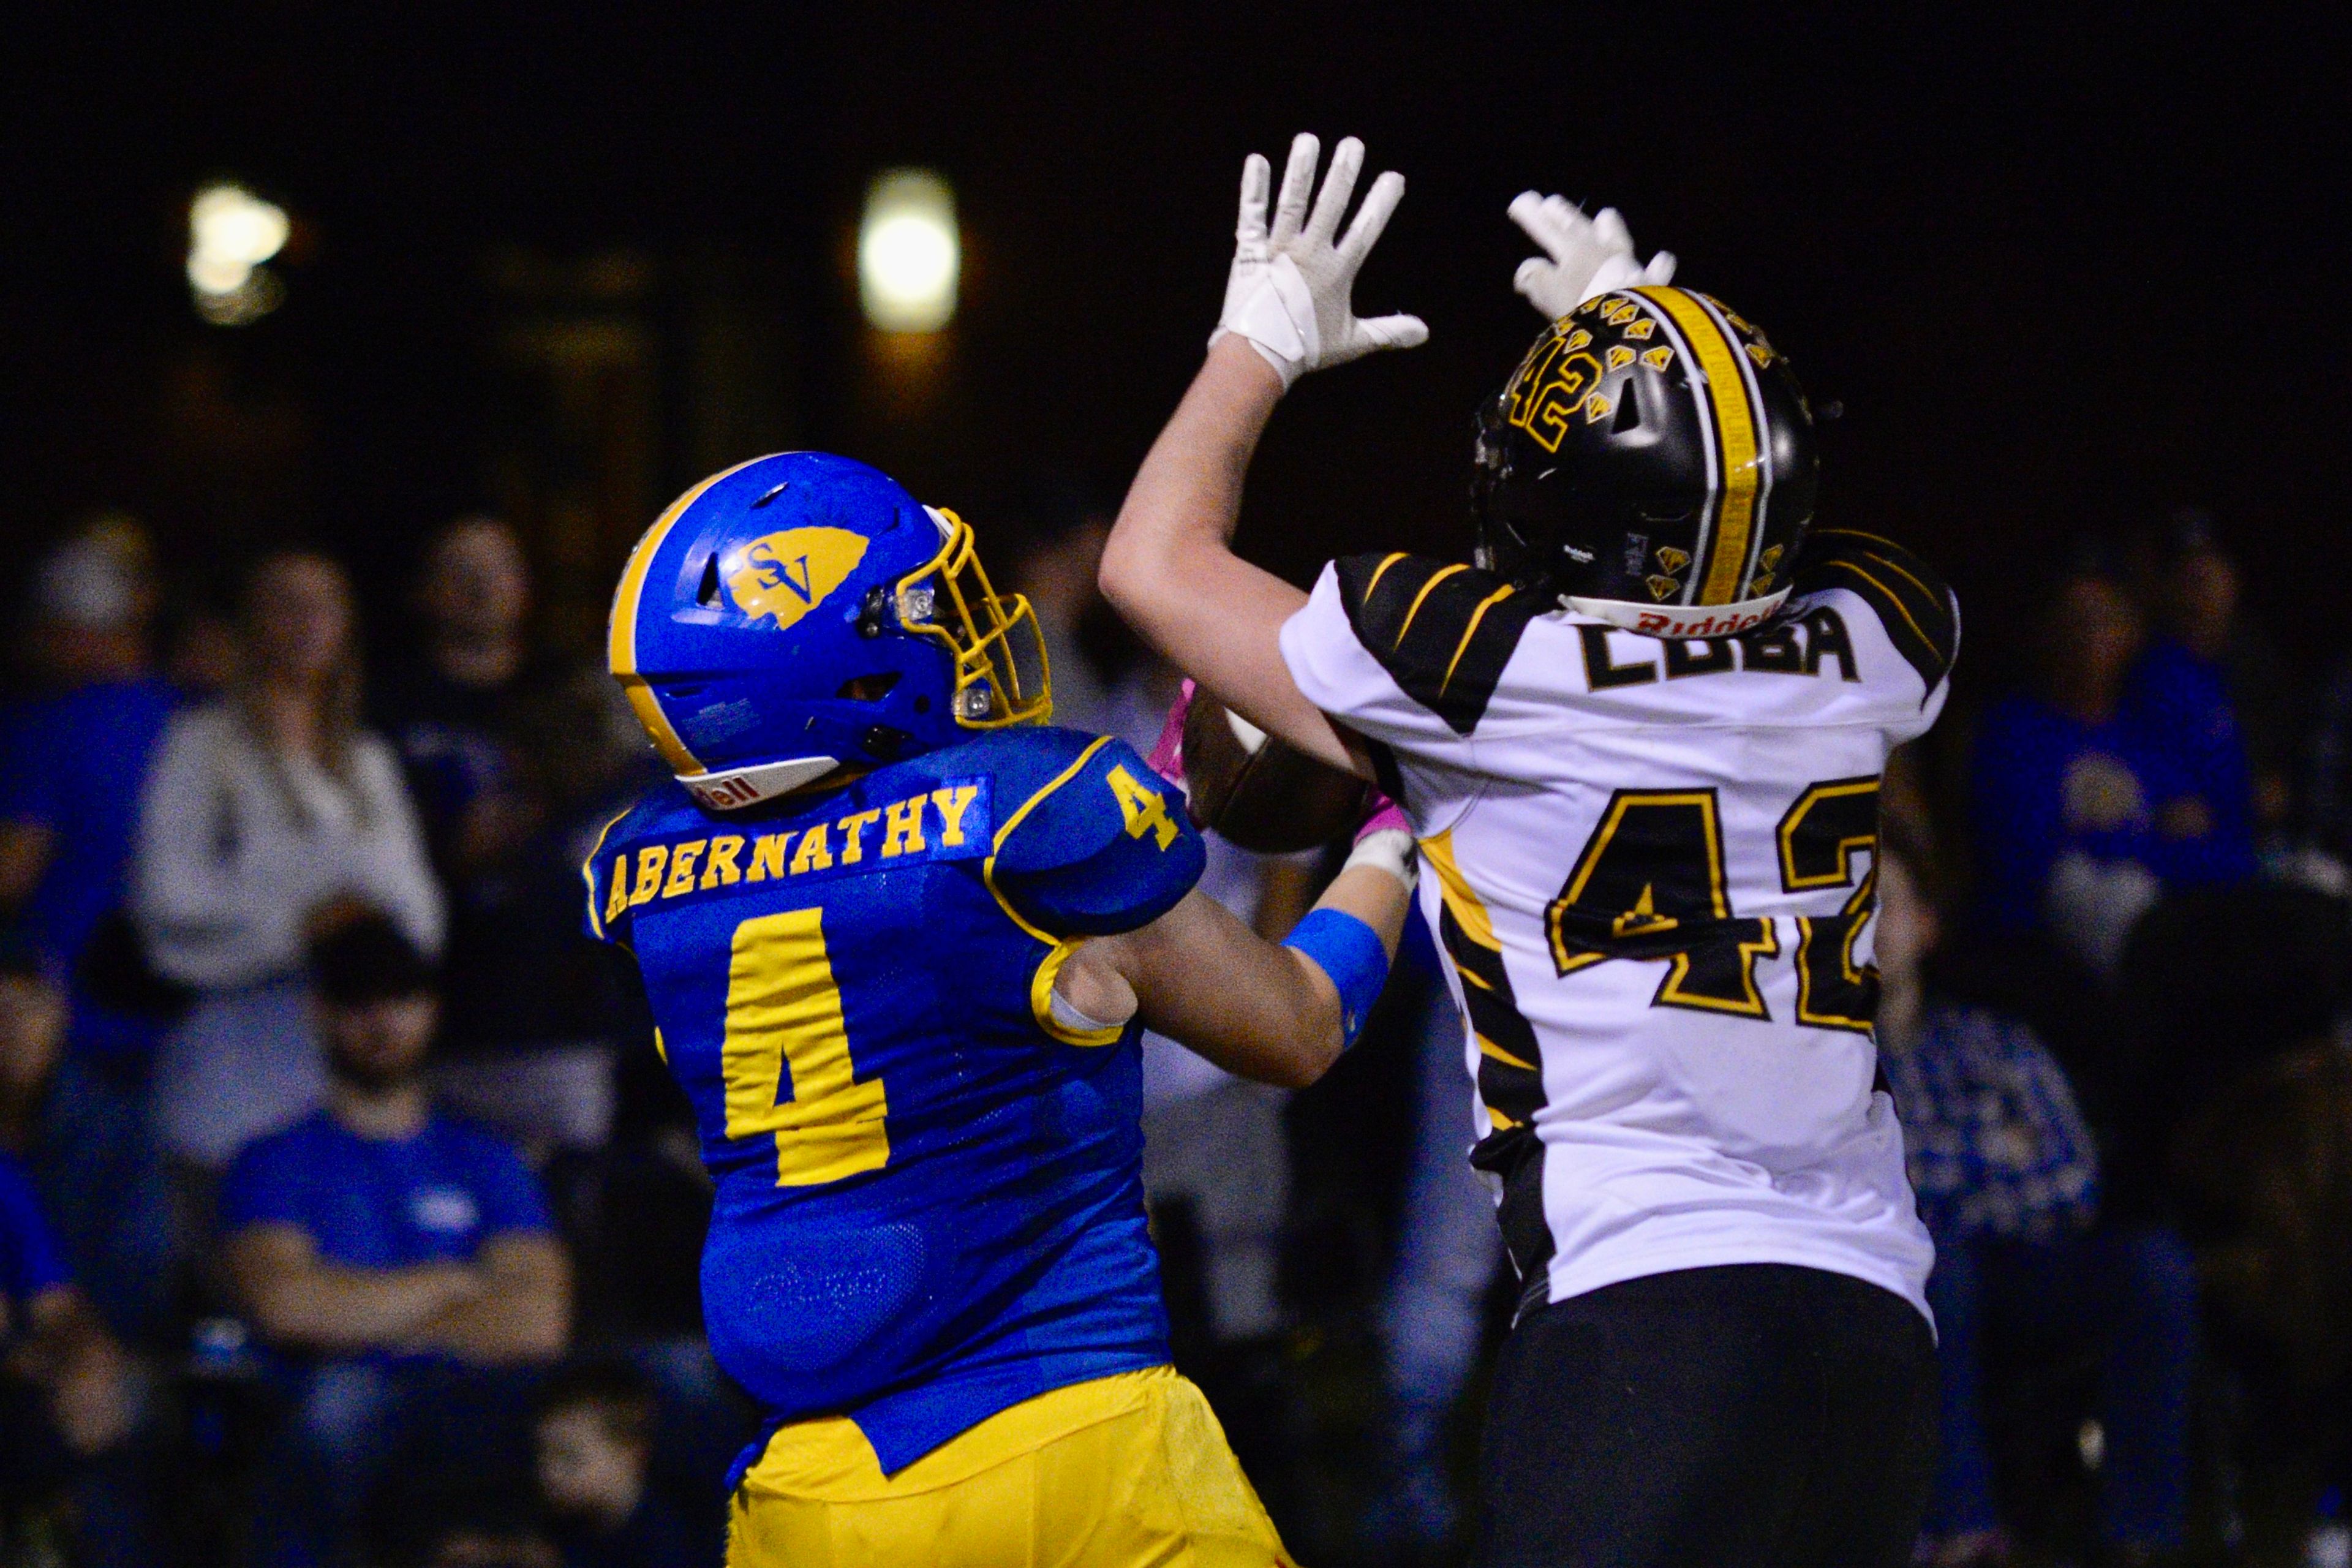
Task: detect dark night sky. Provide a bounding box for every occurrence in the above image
[4,4,2347,682]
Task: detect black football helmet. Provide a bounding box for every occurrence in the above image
[1472,286,1817,638]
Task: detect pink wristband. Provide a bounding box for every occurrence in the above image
[1146,679,1195,789]
[1354,792,1409,843]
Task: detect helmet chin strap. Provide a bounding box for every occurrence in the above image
[1563,589,1791,640]
[678,754,840,812]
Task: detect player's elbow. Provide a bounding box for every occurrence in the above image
[1098,529,1197,629]
[1267,1008,1347,1090]
[1283,1042,1344,1090]
[1096,537,1151,621]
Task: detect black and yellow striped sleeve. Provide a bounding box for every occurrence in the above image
[1333,552,1545,736]
[1793,529,1959,694]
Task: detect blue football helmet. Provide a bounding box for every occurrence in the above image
[608,451,1051,810]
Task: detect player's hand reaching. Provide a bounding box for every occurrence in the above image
[1509,192,1676,320]
[1212,133,1428,389]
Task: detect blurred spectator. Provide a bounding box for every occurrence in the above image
[1879,832,2198,1566]
[535,1359,709,1568]
[1,939,175,1355]
[1009,476,1140,734]
[375,514,656,1157]
[134,548,442,1172]
[1365,916,1504,1564]
[2121,512,2271,870]
[223,913,568,1566]
[167,605,244,696]
[1971,551,2235,977]
[0,520,185,1344]
[2,1134,143,1562]
[2132,509,2294,837]
[0,516,181,1066]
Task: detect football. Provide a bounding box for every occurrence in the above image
[1180,688,1371,854]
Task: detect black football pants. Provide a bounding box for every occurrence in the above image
[1474,1262,1938,1568]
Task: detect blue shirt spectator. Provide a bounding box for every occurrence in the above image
[0,518,178,1068]
[0,678,179,992]
[2133,507,2294,835]
[1970,696,2180,933]
[221,1111,553,1291]
[2121,638,2259,887]
[2,950,175,1346]
[0,1150,70,1321]
[224,914,568,1568]
[1970,559,2250,974]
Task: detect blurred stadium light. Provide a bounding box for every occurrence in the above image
[187,181,288,326]
[858,168,959,333]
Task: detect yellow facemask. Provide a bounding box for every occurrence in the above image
[895,507,1052,729]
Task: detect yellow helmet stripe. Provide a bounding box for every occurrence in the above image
[1636,288,1762,606]
[607,454,771,774]
[619,682,701,777]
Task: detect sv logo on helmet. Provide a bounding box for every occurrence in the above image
[725,527,871,631]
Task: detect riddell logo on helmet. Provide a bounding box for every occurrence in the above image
[687,774,764,810]
[1634,606,1774,636]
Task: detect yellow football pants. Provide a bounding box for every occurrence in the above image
[726,1365,1297,1567]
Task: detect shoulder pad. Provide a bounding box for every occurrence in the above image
[1335,552,1546,736]
[990,733,1205,938]
[1792,529,1959,693]
[582,784,692,946]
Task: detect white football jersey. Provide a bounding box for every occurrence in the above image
[1281,529,1956,1322]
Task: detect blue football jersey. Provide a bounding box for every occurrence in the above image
[585,726,1205,1477]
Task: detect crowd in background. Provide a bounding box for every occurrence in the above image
[5,495,2352,1568]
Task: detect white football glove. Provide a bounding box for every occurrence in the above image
[1212,134,1428,389]
[1508,192,1677,320]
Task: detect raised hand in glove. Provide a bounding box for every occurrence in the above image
[1508,192,1676,320]
[1212,133,1428,389]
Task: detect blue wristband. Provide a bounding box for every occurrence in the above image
[1283,908,1391,1050]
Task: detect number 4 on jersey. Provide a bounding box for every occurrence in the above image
[1107,764,1179,850]
[1546,790,1779,1017]
[722,908,889,1186]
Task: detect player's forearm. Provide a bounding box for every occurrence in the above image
[1114,890,1341,1088]
[1106,335,1282,565]
[404,1244,571,1365]
[1310,862,1411,962]
[1120,859,1409,1089]
[1151,948,1346,1091]
[1101,340,1286,650]
[408,1287,570,1364]
[1248,861,1415,1084]
[241,1262,480,1351]
[1101,341,1362,773]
